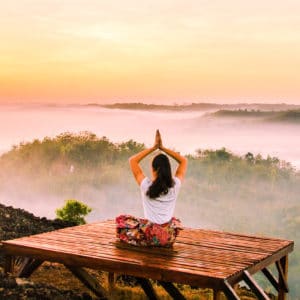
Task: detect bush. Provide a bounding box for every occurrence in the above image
[55,199,92,225]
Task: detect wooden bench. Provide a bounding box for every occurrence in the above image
[1,220,294,299]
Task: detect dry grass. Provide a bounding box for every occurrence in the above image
[30,262,259,300]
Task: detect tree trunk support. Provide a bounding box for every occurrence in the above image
[15,257,43,277]
[136,277,159,300]
[3,255,43,277]
[262,267,279,292]
[242,270,270,300]
[158,281,186,299]
[4,255,13,273]
[66,265,108,300]
[276,256,289,300]
[223,280,240,300]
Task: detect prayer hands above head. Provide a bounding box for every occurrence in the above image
[154,129,162,149]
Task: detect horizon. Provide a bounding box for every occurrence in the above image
[1,1,300,105]
[1,100,300,107]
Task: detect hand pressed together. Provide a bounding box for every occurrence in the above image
[154,129,163,149]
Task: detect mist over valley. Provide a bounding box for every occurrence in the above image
[0,103,300,296]
[1,103,300,169]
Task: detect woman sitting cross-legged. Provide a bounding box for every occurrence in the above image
[116,130,187,247]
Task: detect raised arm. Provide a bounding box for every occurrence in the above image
[158,131,187,181]
[129,131,160,185]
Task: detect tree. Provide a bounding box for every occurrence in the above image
[55,199,92,225]
[245,152,254,163]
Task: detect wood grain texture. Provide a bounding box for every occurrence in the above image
[1,220,294,290]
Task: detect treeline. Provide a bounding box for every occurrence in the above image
[0,132,144,175]
[207,109,300,123]
[0,132,145,198]
[0,131,298,197]
[0,132,296,193]
[101,102,220,111]
[100,102,300,111]
[0,132,299,297]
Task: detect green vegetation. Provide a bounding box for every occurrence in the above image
[270,109,300,122]
[207,109,300,123]
[208,109,273,118]
[100,102,300,112]
[101,102,220,111]
[0,132,299,298]
[56,199,92,225]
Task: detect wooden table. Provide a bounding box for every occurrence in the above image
[1,220,294,299]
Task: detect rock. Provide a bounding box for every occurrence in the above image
[0,204,90,299]
[15,278,34,286]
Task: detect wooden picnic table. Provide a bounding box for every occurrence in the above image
[1,219,294,299]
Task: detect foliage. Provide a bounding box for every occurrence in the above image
[269,109,300,122]
[101,102,220,111]
[55,199,92,225]
[0,133,300,297]
[101,102,300,112]
[0,131,145,177]
[208,109,300,123]
[209,109,272,118]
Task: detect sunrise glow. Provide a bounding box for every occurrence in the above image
[1,1,300,104]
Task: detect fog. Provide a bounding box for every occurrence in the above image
[1,104,300,296]
[0,104,300,168]
[0,103,300,220]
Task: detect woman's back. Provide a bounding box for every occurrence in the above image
[140,176,181,224]
[116,130,187,247]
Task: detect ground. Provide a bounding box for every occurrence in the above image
[0,203,268,299]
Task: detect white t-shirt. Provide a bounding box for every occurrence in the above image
[140,177,181,224]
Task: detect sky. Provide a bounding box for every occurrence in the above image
[1,0,300,105]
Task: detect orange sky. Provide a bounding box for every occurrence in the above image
[1,1,300,104]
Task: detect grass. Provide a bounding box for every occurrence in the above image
[28,263,260,299]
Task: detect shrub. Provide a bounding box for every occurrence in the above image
[55,199,92,225]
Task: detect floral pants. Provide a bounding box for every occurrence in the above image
[115,214,183,247]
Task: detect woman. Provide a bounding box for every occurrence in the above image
[116,130,187,247]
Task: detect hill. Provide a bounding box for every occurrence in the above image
[206,109,300,123]
[0,203,262,299]
[0,132,299,297]
[0,204,91,299]
[98,102,300,111]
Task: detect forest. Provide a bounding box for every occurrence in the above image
[207,109,300,123]
[100,102,300,112]
[0,132,299,297]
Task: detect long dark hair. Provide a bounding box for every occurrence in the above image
[146,154,174,199]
